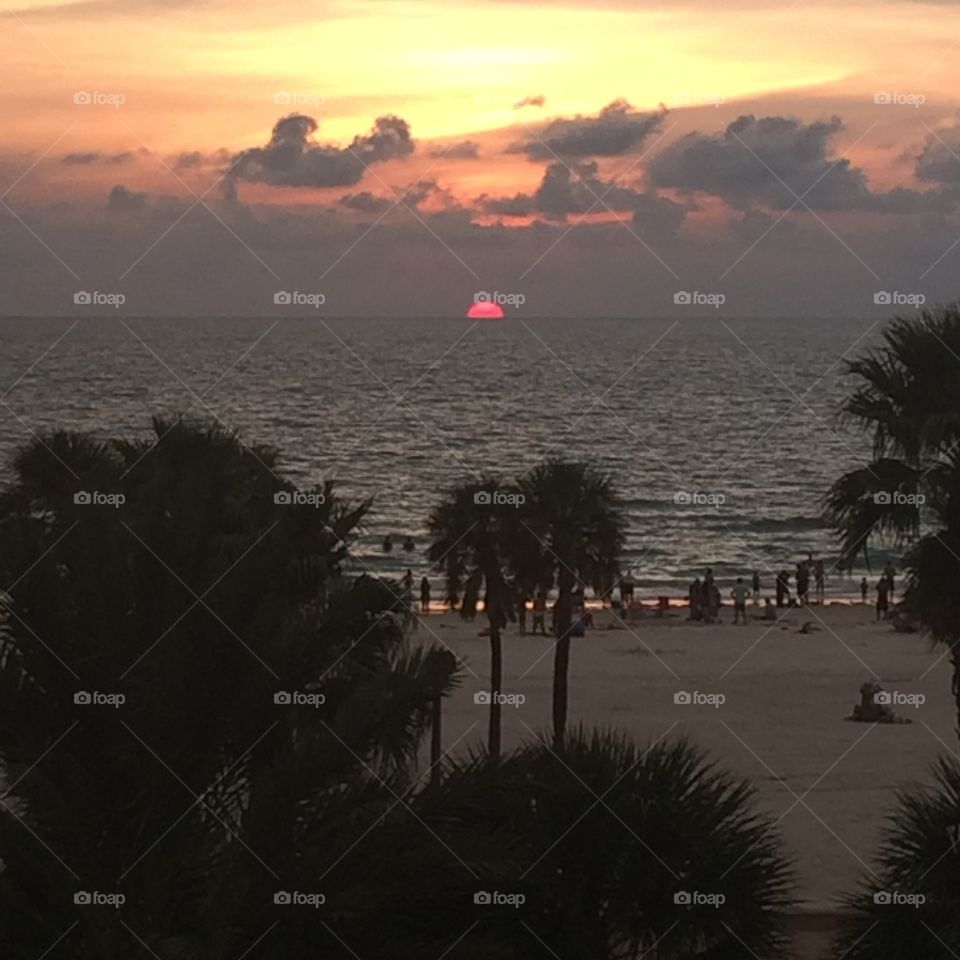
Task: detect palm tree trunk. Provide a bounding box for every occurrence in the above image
[552,569,575,747]
[489,624,502,760]
[952,641,960,752]
[430,695,442,784]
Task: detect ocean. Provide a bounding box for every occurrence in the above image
[0,315,894,596]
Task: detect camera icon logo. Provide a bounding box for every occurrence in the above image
[274,491,292,505]
[74,491,92,505]
[474,691,492,705]
[474,291,491,303]
[74,291,92,305]
[74,891,92,904]
[274,691,292,704]
[473,491,492,505]
[873,491,892,504]
[274,91,292,104]
[874,891,892,905]
[474,891,492,905]
[674,691,692,705]
[674,291,692,305]
[274,291,292,305]
[673,491,691,504]
[73,91,92,105]
[274,891,292,905]
[874,291,892,305]
[874,92,892,105]
[874,691,892,705]
[74,691,92,705]
[674,891,692,905]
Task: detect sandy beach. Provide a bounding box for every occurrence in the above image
[425,602,954,915]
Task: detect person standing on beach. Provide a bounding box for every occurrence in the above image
[796,562,810,605]
[731,577,750,625]
[814,559,825,604]
[860,577,868,603]
[751,571,761,602]
[620,572,635,608]
[884,562,896,600]
[532,591,548,636]
[688,577,703,621]
[775,570,787,608]
[876,576,890,621]
[420,576,431,614]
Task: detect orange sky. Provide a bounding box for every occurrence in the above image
[4,0,960,205]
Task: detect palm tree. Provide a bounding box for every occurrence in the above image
[424,727,794,958]
[517,460,625,745]
[834,757,960,959]
[825,306,960,743]
[427,477,518,759]
[0,418,461,960]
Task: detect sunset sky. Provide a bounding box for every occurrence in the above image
[3,0,960,315]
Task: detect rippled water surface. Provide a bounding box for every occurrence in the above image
[0,316,887,592]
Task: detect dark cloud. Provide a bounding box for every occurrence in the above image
[172,149,231,171]
[508,99,666,159]
[429,140,480,160]
[106,184,147,211]
[62,151,133,165]
[646,114,939,213]
[915,124,960,189]
[480,159,686,233]
[340,191,392,214]
[513,95,545,110]
[229,113,415,190]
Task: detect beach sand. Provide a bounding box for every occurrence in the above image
[422,602,953,926]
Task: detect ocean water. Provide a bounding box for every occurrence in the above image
[0,316,893,595]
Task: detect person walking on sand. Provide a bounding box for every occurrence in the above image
[751,571,761,602]
[876,576,890,621]
[796,562,810,606]
[814,559,825,604]
[420,576,431,614]
[731,577,750,625]
[860,577,868,604]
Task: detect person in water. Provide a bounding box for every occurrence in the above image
[382,534,393,553]
[403,536,415,553]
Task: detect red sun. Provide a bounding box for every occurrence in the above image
[467,300,505,319]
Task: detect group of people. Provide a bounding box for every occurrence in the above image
[865,563,897,620]
[383,535,417,554]
[773,555,826,607]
